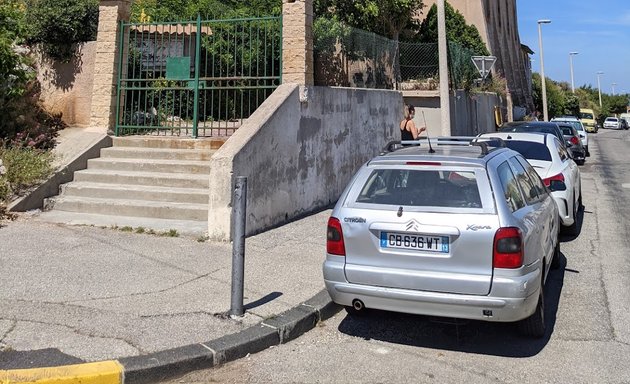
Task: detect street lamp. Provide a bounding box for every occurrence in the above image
[596,71,604,108]
[569,52,579,93]
[612,82,617,96]
[537,19,552,121]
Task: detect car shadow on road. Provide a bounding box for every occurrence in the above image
[337,254,568,358]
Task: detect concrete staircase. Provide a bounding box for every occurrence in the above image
[39,136,225,236]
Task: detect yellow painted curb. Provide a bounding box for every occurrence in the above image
[0,360,123,384]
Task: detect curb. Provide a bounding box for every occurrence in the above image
[1,289,340,384]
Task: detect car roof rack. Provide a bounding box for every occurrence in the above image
[381,136,505,156]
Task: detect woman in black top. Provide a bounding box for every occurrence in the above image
[400,105,426,140]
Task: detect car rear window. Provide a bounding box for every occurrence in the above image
[504,141,552,161]
[355,169,482,208]
[559,126,574,135]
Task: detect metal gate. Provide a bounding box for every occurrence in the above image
[115,15,282,138]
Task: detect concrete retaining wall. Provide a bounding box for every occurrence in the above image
[209,84,402,240]
[35,42,97,127]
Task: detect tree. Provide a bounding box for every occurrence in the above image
[417,2,489,55]
[1,1,29,104]
[532,73,566,119]
[314,0,424,41]
[25,0,99,61]
[131,0,282,21]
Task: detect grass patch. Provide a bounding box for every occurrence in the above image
[135,227,146,234]
[120,226,133,232]
[0,147,54,203]
[197,235,209,242]
[159,229,179,237]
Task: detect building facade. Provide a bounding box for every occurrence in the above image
[422,0,534,111]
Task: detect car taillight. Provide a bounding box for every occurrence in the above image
[542,173,564,187]
[570,136,579,145]
[493,227,523,269]
[326,217,346,256]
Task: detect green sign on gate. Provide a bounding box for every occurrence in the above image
[115,15,282,138]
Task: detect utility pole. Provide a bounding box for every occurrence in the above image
[437,0,451,136]
[597,71,604,108]
[537,19,551,121]
[569,52,578,93]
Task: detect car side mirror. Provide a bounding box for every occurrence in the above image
[548,180,567,192]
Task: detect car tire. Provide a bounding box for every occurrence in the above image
[567,194,579,235]
[576,159,585,166]
[518,287,546,338]
[551,240,561,269]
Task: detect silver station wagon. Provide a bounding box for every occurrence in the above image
[323,137,562,338]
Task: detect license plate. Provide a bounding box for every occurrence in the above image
[380,232,449,253]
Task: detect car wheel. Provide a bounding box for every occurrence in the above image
[576,159,585,166]
[551,240,561,269]
[566,199,579,236]
[518,286,546,338]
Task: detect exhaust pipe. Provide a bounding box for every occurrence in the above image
[352,299,364,312]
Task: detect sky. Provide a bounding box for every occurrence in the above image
[516,0,630,96]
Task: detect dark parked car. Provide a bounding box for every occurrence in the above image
[499,122,568,151]
[556,123,586,165]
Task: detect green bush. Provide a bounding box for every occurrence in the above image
[0,147,54,202]
[25,0,98,61]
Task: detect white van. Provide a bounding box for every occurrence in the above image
[620,113,630,128]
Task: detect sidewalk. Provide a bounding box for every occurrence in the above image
[0,210,337,383]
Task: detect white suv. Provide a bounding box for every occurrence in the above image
[323,137,561,338]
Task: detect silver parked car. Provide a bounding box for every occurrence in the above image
[323,137,561,338]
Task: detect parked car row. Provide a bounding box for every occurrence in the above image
[324,132,582,339]
[498,120,589,166]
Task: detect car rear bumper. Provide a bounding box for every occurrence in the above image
[571,149,586,162]
[551,190,574,226]
[323,259,541,322]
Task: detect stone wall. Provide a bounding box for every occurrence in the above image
[208,84,402,240]
[35,43,97,127]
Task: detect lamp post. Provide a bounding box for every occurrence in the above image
[596,71,604,108]
[612,82,617,96]
[569,52,578,93]
[537,19,552,121]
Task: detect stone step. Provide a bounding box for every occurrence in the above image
[87,158,211,174]
[112,136,226,150]
[35,211,208,237]
[61,182,209,205]
[100,147,216,161]
[73,169,209,189]
[45,196,208,221]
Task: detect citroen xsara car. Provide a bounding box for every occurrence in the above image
[323,137,562,338]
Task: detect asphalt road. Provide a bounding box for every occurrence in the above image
[163,129,630,384]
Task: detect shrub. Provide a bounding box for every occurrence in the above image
[0,146,54,202]
[25,0,98,61]
[1,76,65,150]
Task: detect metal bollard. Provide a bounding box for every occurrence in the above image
[230,176,247,317]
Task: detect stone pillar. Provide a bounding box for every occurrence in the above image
[89,0,131,133]
[282,0,314,85]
